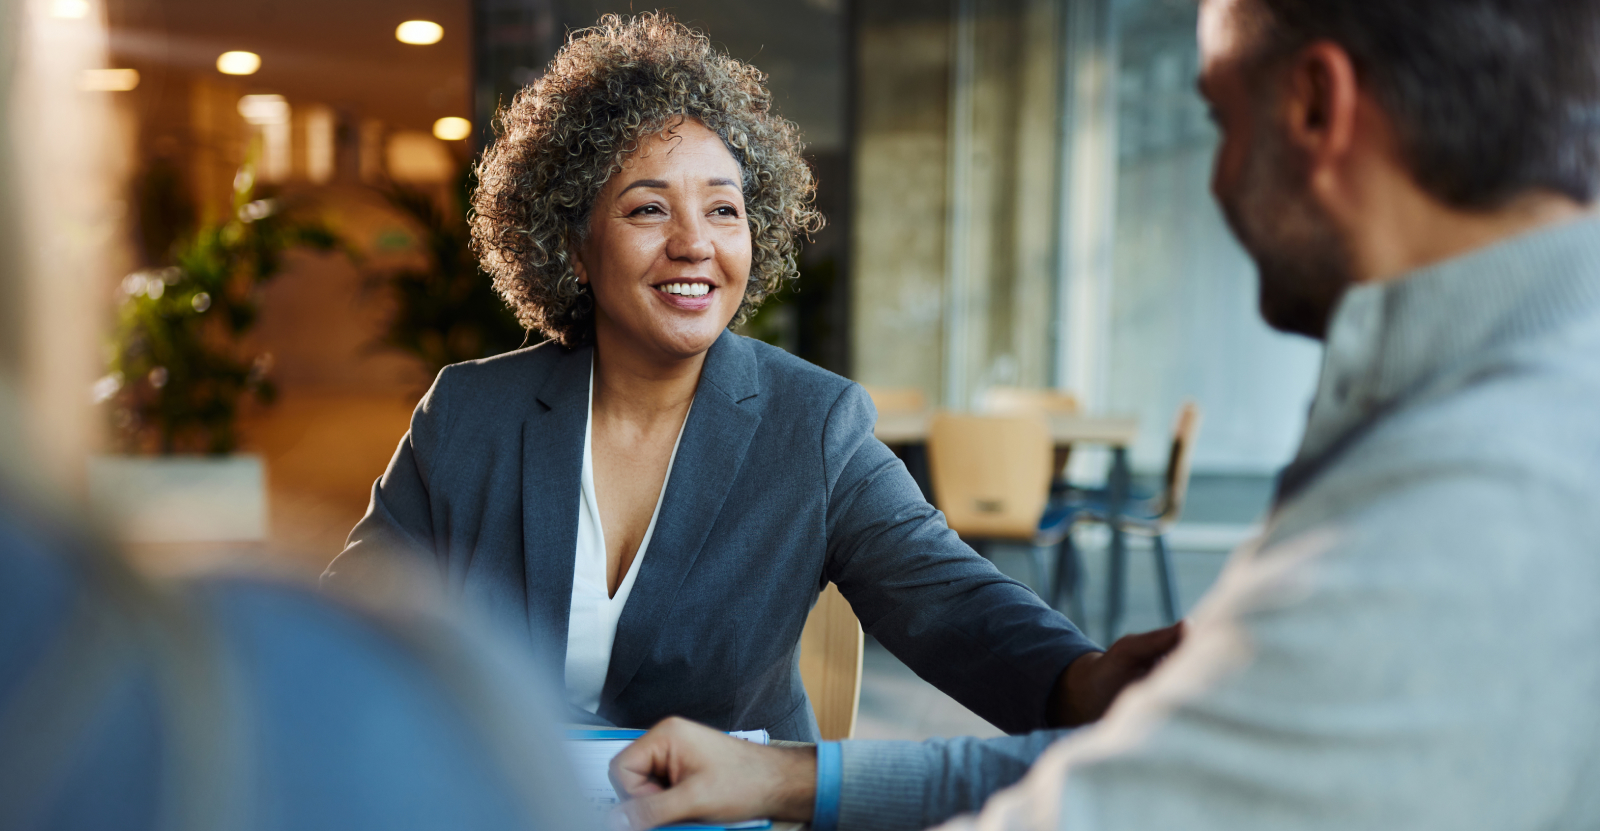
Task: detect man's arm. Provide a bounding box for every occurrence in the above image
[608,719,1068,831]
[608,626,1180,831]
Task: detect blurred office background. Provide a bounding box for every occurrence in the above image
[44,0,1320,739]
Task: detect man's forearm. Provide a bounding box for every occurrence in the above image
[835,732,1071,831]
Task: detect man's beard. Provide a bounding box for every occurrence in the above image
[1218,121,1354,341]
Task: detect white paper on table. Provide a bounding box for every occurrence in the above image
[565,730,771,829]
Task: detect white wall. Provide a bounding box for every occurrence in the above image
[1110,5,1321,473]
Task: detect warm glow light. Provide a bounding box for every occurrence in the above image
[216,51,261,76]
[79,68,139,92]
[237,93,289,124]
[51,0,89,19]
[432,116,472,141]
[396,20,444,45]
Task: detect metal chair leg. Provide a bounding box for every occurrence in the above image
[1053,533,1086,625]
[1153,533,1180,625]
[1028,544,1050,598]
[1104,520,1127,641]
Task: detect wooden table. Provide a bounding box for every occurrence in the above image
[873,411,1140,447]
[873,410,1143,638]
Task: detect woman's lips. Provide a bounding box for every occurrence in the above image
[653,282,715,311]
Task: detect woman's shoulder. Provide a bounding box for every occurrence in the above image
[736,336,872,424]
[431,340,579,405]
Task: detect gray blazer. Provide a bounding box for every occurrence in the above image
[328,330,1098,740]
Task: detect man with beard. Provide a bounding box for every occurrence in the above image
[602,0,1600,829]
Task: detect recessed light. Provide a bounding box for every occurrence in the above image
[51,0,89,19]
[216,51,261,75]
[238,94,290,124]
[396,20,443,45]
[433,117,472,141]
[80,68,139,91]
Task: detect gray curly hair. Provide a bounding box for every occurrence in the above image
[469,12,824,347]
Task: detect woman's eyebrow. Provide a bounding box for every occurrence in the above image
[618,178,670,195]
[709,177,738,188]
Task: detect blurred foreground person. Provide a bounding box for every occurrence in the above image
[0,6,590,831]
[0,502,593,830]
[610,0,1600,828]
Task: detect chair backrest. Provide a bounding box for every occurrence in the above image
[1155,401,1203,527]
[861,386,929,415]
[798,583,863,741]
[926,412,1054,540]
[980,386,1081,416]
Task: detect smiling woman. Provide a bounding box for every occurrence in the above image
[326,12,1108,742]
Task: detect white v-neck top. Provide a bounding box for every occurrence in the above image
[564,363,690,714]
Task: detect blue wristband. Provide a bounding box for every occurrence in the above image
[812,741,843,831]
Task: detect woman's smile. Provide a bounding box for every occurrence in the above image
[653,279,716,309]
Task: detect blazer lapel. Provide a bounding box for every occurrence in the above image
[599,332,762,712]
[521,343,592,679]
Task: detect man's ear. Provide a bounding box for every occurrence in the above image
[1283,40,1360,190]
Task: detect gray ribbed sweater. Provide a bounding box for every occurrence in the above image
[838,215,1600,831]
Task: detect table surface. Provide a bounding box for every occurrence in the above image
[873,410,1141,447]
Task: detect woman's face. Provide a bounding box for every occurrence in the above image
[574,119,752,363]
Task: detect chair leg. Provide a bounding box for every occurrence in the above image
[1053,533,1086,626]
[1104,520,1128,642]
[1153,533,1180,625]
[1028,544,1050,598]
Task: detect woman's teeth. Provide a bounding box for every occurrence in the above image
[658,283,711,297]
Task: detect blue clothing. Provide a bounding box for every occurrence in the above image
[0,494,591,831]
[327,330,1098,740]
[813,741,843,831]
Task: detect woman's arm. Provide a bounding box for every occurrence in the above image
[819,384,1100,734]
[322,368,456,586]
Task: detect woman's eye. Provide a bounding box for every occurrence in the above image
[629,204,664,217]
[713,206,741,217]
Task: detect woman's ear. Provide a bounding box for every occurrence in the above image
[569,234,590,286]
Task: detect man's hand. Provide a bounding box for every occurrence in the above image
[608,717,817,830]
[1050,622,1185,726]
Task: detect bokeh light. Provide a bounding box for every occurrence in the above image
[51,0,89,19]
[432,116,472,141]
[396,20,444,45]
[79,69,139,92]
[216,51,261,76]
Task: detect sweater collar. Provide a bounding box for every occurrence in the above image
[1292,213,1600,475]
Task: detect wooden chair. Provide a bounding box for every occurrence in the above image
[1056,401,1203,637]
[798,583,863,740]
[980,386,1081,482]
[925,412,1073,595]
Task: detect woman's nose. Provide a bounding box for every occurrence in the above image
[665,215,715,263]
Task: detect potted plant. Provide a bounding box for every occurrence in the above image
[90,158,340,544]
[366,173,529,378]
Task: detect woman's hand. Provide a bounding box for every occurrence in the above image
[1051,622,1186,726]
[608,717,817,830]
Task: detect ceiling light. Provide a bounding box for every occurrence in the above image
[216,51,261,76]
[432,117,471,141]
[238,94,290,124]
[80,68,139,91]
[51,0,89,19]
[396,20,443,45]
